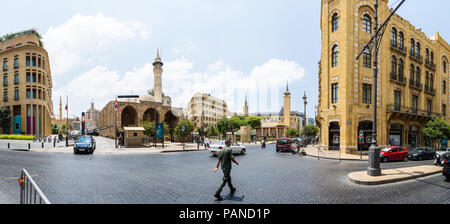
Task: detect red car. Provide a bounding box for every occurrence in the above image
[276,138,295,152]
[380,146,408,163]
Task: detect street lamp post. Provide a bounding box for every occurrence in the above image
[356,0,405,176]
[302,92,307,138]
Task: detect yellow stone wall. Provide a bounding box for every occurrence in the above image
[0,33,54,136]
[317,0,450,154]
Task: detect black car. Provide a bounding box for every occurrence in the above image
[74,136,96,154]
[87,130,99,136]
[408,147,436,161]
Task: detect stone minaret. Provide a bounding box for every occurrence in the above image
[153,49,163,103]
[244,96,249,116]
[283,82,291,126]
[59,96,63,121]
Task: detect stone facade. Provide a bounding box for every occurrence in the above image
[185,93,228,129]
[316,0,450,154]
[0,31,54,136]
[98,51,183,139]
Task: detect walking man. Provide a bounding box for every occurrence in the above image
[213,139,239,200]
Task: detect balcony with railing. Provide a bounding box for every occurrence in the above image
[424,85,436,95]
[390,72,406,85]
[425,60,436,71]
[390,41,407,55]
[386,104,441,118]
[409,51,423,64]
[409,79,423,91]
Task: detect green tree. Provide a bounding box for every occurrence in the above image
[301,125,318,137]
[422,117,450,147]
[229,116,245,132]
[142,121,156,137]
[287,128,299,138]
[175,120,195,139]
[244,116,261,129]
[207,125,218,136]
[0,107,11,128]
[217,117,230,139]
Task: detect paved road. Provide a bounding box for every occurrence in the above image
[0,144,449,204]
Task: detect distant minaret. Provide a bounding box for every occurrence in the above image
[283,81,291,126]
[59,96,63,121]
[153,49,163,103]
[244,96,249,116]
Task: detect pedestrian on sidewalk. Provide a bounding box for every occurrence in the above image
[213,139,239,200]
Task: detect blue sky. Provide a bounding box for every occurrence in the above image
[1,0,448,119]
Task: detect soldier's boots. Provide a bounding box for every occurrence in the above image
[230,187,236,196]
[214,191,223,201]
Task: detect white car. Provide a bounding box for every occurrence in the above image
[209,141,246,157]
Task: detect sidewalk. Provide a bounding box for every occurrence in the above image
[304,145,369,161]
[348,165,443,185]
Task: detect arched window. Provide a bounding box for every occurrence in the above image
[398,59,404,80]
[430,51,434,65]
[391,28,397,46]
[363,48,371,68]
[430,73,434,89]
[332,13,338,32]
[391,56,397,79]
[410,63,415,84]
[399,32,404,49]
[425,71,429,89]
[363,15,372,33]
[410,39,415,56]
[426,49,430,64]
[444,61,447,73]
[416,66,421,84]
[443,80,446,94]
[416,42,421,58]
[331,45,339,67]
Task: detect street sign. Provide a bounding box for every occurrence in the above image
[155,123,164,139]
[181,125,186,133]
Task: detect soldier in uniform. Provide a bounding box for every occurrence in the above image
[213,139,239,200]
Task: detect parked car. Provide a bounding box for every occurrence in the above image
[209,141,246,157]
[74,135,96,154]
[435,148,450,166]
[408,147,436,161]
[87,130,99,136]
[380,146,408,163]
[276,138,294,152]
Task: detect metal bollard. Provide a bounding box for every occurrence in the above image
[8,143,10,149]
[53,141,56,147]
[28,143,30,150]
[42,142,44,148]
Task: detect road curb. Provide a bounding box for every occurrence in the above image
[348,166,443,185]
[305,154,368,161]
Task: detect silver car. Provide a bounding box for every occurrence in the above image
[209,141,246,157]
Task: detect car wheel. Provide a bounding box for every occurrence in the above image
[241,149,245,155]
[403,156,408,162]
[74,149,78,154]
[383,157,389,163]
[419,156,422,161]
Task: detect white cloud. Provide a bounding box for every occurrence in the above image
[53,58,305,117]
[43,13,150,75]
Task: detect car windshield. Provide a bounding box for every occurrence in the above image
[77,137,92,143]
[277,139,288,144]
[381,147,391,152]
[439,148,450,152]
[214,141,226,145]
[290,139,297,143]
[413,148,424,152]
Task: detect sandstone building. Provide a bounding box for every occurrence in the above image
[0,30,54,136]
[316,0,449,154]
[184,93,228,129]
